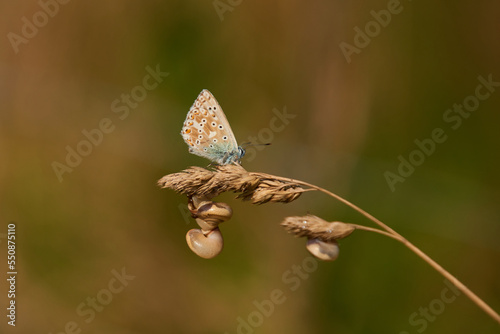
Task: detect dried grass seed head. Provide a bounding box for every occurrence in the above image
[281,215,355,241]
[158,164,305,204]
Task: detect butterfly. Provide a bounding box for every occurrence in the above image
[181,89,245,165]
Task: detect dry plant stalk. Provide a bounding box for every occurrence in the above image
[158,164,500,325]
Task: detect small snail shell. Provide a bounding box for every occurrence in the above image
[306,238,339,261]
[188,196,213,216]
[194,202,233,229]
[186,228,224,259]
[195,218,213,231]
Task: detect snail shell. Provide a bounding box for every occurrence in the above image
[306,238,339,261]
[186,228,224,259]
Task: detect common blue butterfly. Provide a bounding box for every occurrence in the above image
[181,90,245,165]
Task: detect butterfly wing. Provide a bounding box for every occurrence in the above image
[181,89,240,164]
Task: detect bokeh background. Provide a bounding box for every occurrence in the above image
[1,1,499,333]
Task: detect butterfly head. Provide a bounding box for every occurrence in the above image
[220,146,245,165]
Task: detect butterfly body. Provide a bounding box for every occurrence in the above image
[181,89,245,165]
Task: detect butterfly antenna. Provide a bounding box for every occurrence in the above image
[241,142,271,148]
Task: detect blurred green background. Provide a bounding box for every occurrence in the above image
[1,1,499,333]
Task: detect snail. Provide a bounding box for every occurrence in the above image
[306,238,340,261]
[186,228,224,259]
[185,196,232,258]
[189,199,232,231]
